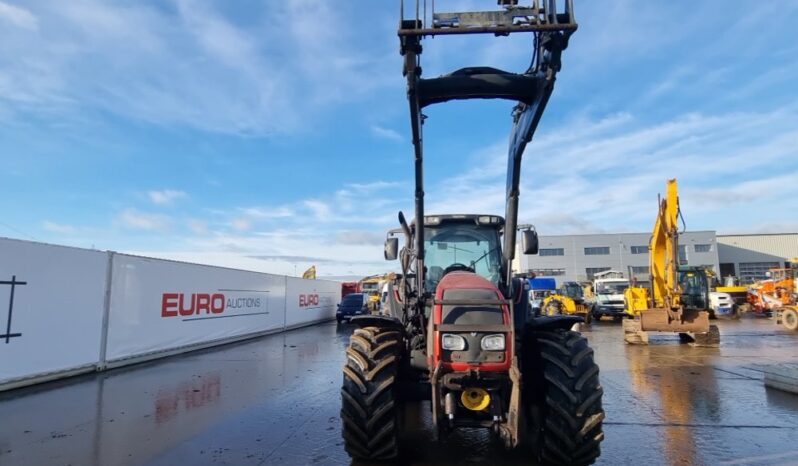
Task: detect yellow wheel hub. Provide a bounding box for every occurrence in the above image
[460,387,491,411]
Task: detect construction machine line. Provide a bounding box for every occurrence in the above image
[623,179,720,346]
[340,2,604,465]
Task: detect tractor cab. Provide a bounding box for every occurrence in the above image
[561,281,585,303]
[422,215,506,293]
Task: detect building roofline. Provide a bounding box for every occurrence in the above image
[717,233,798,237]
[537,230,716,238]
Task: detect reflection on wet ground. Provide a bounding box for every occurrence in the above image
[1,317,797,465]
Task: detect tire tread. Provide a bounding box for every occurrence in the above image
[341,326,401,460]
[531,329,604,466]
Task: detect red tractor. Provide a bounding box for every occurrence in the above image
[340,2,604,465]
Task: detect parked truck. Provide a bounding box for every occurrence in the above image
[590,270,630,321]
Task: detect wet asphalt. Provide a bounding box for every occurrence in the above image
[1,317,798,466]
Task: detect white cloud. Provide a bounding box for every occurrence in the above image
[422,103,798,235]
[109,102,796,276]
[335,230,385,246]
[0,1,396,134]
[187,219,208,235]
[370,124,403,142]
[230,218,252,232]
[345,181,403,192]
[0,2,37,30]
[42,221,77,234]
[147,189,187,205]
[239,206,295,219]
[118,209,170,232]
[303,200,333,221]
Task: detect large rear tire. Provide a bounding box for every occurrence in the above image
[340,326,402,460]
[527,329,605,466]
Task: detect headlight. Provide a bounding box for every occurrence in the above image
[441,334,466,351]
[480,334,505,351]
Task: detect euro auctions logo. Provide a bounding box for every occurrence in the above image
[162,293,225,317]
[299,294,319,308]
[162,292,267,320]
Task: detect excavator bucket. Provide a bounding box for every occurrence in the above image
[640,309,710,333]
[623,311,718,346]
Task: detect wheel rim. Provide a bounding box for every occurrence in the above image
[784,310,798,329]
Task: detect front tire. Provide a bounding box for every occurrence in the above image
[528,329,605,465]
[782,308,798,331]
[340,326,402,460]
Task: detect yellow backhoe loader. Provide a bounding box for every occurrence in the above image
[542,281,592,324]
[623,179,719,346]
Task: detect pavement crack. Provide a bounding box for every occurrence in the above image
[712,366,762,380]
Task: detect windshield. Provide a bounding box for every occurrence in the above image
[361,282,380,292]
[342,294,364,305]
[679,270,708,309]
[562,283,583,299]
[596,282,629,295]
[424,223,502,291]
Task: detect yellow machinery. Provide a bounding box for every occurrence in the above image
[542,281,592,324]
[622,179,719,346]
[748,265,798,330]
[358,274,390,312]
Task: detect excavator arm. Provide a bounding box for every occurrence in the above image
[649,179,682,309]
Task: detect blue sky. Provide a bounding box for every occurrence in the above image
[1,1,797,278]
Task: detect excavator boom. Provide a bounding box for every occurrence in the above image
[649,179,681,309]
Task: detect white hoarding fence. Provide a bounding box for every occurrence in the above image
[284,276,341,329]
[0,238,341,391]
[0,238,108,387]
[104,255,287,364]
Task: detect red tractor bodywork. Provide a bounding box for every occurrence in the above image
[430,272,513,373]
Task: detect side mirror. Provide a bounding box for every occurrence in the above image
[522,230,539,255]
[384,237,399,260]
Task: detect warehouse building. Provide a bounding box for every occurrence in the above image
[517,231,798,284]
[517,231,720,283]
[716,233,798,283]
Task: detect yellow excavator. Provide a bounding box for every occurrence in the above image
[623,179,719,346]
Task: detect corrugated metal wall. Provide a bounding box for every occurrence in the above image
[520,231,720,283]
[716,234,798,281]
[717,234,798,262]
